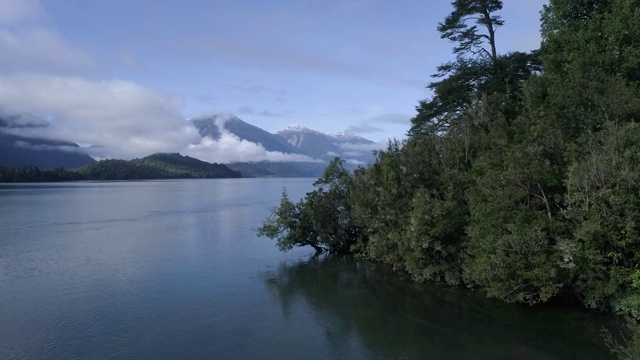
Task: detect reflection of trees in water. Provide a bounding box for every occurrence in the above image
[602,320,640,360]
[265,255,616,360]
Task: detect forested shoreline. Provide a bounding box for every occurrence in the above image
[259,0,640,353]
[0,153,241,182]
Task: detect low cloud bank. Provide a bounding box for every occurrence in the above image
[185,126,322,164]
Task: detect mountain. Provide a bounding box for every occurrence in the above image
[277,125,376,164]
[0,110,377,178]
[78,153,241,180]
[191,113,303,155]
[0,113,95,169]
[190,113,378,167]
[187,113,379,176]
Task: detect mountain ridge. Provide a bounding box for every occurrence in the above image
[0,111,378,177]
[0,113,95,169]
[78,152,241,180]
[190,113,304,156]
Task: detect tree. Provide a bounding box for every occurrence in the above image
[351,140,412,269]
[464,110,568,304]
[565,123,640,317]
[258,158,360,254]
[438,0,504,61]
[410,0,540,135]
[537,0,640,144]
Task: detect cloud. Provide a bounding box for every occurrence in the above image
[0,112,49,127]
[0,0,42,24]
[338,142,384,152]
[370,113,411,125]
[14,140,86,154]
[0,73,322,164]
[346,123,383,134]
[344,158,366,166]
[0,26,97,74]
[343,112,412,137]
[335,142,384,159]
[0,0,96,75]
[0,1,197,160]
[192,37,370,77]
[114,52,139,69]
[0,73,200,159]
[236,106,285,117]
[185,131,321,164]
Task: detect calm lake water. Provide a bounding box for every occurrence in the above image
[0,179,618,359]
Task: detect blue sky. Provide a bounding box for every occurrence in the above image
[0,0,546,161]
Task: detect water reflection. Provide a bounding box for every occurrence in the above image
[265,255,616,360]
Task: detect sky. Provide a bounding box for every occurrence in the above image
[0,0,546,162]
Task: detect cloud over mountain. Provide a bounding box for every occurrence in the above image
[185,113,320,164]
[0,74,199,160]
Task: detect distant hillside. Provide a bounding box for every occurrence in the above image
[0,111,378,178]
[227,161,328,178]
[0,113,95,169]
[79,153,241,180]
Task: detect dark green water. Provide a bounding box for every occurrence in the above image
[0,179,618,359]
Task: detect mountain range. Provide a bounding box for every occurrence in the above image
[0,112,379,177]
[0,113,95,169]
[190,112,378,164]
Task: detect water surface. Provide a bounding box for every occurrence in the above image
[0,179,617,359]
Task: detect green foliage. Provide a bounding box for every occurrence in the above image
[464,106,568,304]
[437,0,503,60]
[258,158,361,254]
[410,0,540,136]
[0,165,85,182]
[0,152,241,182]
[78,153,241,180]
[259,0,640,317]
[565,123,640,316]
[257,189,317,252]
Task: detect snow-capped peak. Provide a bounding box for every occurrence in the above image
[282,124,317,133]
[332,130,363,140]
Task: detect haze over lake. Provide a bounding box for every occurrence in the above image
[0,179,616,359]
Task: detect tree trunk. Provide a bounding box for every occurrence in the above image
[481,7,498,62]
[310,243,324,254]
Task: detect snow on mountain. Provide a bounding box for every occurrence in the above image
[189,113,303,155]
[187,112,379,168]
[277,124,376,164]
[331,130,371,143]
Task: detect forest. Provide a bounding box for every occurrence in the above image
[0,153,241,182]
[259,0,640,354]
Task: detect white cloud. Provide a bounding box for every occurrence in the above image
[338,142,384,153]
[236,106,284,117]
[0,73,200,159]
[344,158,366,165]
[0,0,95,75]
[0,0,42,24]
[185,131,321,164]
[370,113,411,125]
[14,140,85,154]
[0,26,96,74]
[346,123,383,134]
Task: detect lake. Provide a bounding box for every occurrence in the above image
[0,179,618,359]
